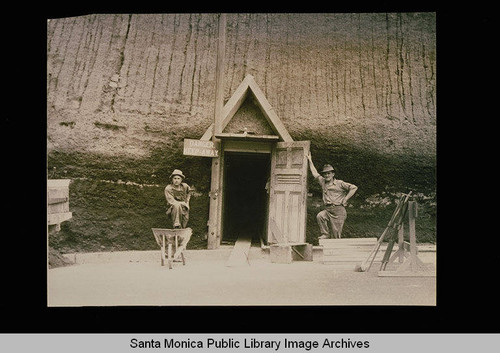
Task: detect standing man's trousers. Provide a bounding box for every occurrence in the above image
[316,205,347,238]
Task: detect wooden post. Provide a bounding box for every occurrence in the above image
[398,223,405,263]
[408,201,417,271]
[214,13,226,137]
[207,13,226,249]
[161,234,166,266]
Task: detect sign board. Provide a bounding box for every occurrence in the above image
[183,138,220,157]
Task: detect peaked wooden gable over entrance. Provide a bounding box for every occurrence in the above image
[201,74,293,142]
[201,74,310,249]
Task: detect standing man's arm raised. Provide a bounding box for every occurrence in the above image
[307,152,320,179]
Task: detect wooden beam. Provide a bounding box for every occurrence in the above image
[47,197,68,205]
[377,271,436,277]
[207,13,226,249]
[214,132,279,141]
[247,77,293,142]
[213,13,226,135]
[200,76,251,141]
[225,235,252,267]
[269,218,287,243]
[218,77,251,130]
[408,201,417,271]
[222,140,273,153]
[200,123,214,141]
[47,212,72,225]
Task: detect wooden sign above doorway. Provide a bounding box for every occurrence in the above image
[183,138,220,157]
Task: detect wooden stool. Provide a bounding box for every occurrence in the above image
[152,228,192,269]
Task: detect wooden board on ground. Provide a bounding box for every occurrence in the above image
[225,235,252,267]
[377,270,436,277]
[291,243,313,261]
[319,238,379,245]
[320,237,436,273]
[320,238,378,271]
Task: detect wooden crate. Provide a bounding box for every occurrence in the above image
[270,243,313,264]
[270,244,293,264]
[47,179,72,229]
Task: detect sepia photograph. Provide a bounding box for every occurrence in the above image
[46,12,437,309]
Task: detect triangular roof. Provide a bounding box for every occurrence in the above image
[201,74,293,142]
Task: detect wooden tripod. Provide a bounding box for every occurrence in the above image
[358,192,412,272]
[378,201,436,277]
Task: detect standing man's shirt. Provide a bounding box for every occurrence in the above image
[315,175,357,206]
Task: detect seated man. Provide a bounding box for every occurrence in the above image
[164,169,191,229]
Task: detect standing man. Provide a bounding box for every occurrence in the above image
[165,169,191,229]
[307,153,358,239]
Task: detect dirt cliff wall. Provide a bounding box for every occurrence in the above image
[46,13,436,251]
[47,13,435,158]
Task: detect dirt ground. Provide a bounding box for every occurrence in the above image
[47,247,436,307]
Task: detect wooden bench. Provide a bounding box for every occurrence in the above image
[152,228,192,269]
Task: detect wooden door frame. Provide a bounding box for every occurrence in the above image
[221,147,272,244]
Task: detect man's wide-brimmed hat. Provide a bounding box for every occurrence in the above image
[320,164,335,174]
[170,169,185,180]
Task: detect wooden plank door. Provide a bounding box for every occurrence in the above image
[268,141,310,244]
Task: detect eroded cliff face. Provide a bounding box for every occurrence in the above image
[47,13,436,251]
[47,13,435,160]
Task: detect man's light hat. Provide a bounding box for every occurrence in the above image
[320,164,335,174]
[170,169,185,180]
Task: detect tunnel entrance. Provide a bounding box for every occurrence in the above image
[222,152,270,244]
